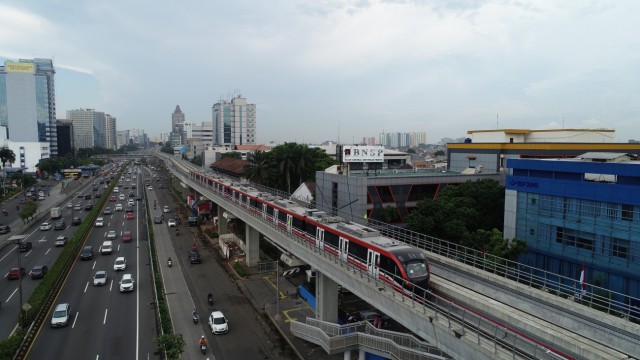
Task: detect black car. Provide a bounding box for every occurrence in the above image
[187,217,198,227]
[72,217,82,226]
[80,245,94,260]
[85,204,93,211]
[94,192,101,198]
[54,221,66,231]
[154,216,162,224]
[31,265,48,279]
[187,249,201,264]
[0,225,10,234]
[18,240,33,252]
[128,192,135,197]
[84,194,91,200]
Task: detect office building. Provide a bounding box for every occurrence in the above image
[212,95,256,146]
[67,109,106,149]
[378,132,427,148]
[116,130,130,149]
[56,120,74,156]
[447,128,640,173]
[172,105,184,128]
[104,114,117,150]
[505,153,640,303]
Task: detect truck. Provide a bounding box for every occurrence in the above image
[50,207,61,220]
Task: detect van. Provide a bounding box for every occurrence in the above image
[187,249,201,264]
[80,245,94,260]
[187,217,198,226]
[101,241,113,255]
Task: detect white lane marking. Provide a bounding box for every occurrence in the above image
[84,282,89,293]
[92,261,97,270]
[117,244,121,252]
[45,248,51,255]
[0,247,17,262]
[25,249,33,258]
[109,279,113,292]
[103,308,108,325]
[72,312,79,328]
[5,287,18,302]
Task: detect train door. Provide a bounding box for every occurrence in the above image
[339,237,349,261]
[273,209,279,226]
[367,250,380,278]
[262,204,268,219]
[286,214,293,233]
[316,228,324,249]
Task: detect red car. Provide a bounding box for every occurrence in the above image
[126,212,134,220]
[7,267,26,280]
[109,195,117,202]
[122,230,133,242]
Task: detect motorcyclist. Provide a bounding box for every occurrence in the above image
[167,257,172,266]
[207,293,214,304]
[176,228,179,236]
[199,335,207,346]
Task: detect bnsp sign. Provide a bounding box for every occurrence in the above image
[343,146,384,163]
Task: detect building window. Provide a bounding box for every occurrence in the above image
[530,198,537,205]
[529,228,535,236]
[621,204,634,221]
[611,238,629,259]
[606,203,617,219]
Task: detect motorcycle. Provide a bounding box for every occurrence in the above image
[175,229,180,236]
[200,343,207,354]
[207,293,214,306]
[167,258,172,267]
[2,209,7,216]
[192,311,199,324]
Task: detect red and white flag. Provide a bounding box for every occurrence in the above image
[579,261,587,297]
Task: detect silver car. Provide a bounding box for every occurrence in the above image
[51,303,70,327]
[93,271,108,286]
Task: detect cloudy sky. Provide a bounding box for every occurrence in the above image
[1,0,639,144]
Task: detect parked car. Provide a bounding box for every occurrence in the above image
[7,267,26,280]
[93,270,108,286]
[208,311,229,334]
[40,222,52,231]
[30,265,48,279]
[55,235,68,247]
[72,217,82,226]
[51,303,71,327]
[119,273,135,292]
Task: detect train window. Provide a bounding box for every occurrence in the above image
[266,206,274,217]
[379,256,399,275]
[305,223,317,237]
[292,217,304,231]
[277,210,288,223]
[324,232,339,249]
[348,241,367,262]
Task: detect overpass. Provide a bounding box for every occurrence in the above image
[157,153,639,360]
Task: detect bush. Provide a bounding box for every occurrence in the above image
[233,262,247,277]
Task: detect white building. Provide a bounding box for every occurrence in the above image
[0,126,49,172]
[104,114,117,150]
[67,109,106,149]
[212,95,256,146]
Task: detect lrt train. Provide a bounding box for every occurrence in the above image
[190,171,430,297]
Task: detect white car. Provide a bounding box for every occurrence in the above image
[51,303,71,328]
[54,235,68,247]
[119,273,135,292]
[40,222,52,231]
[115,204,123,211]
[127,199,135,206]
[74,204,82,210]
[107,230,117,240]
[93,270,107,286]
[66,202,73,208]
[167,219,178,227]
[163,206,171,213]
[208,311,229,334]
[147,186,153,190]
[95,217,105,227]
[113,187,119,193]
[114,257,126,271]
[119,194,125,200]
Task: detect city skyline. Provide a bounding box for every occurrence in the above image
[1,1,639,144]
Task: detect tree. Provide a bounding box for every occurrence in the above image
[407,148,416,154]
[220,152,242,160]
[434,150,445,157]
[0,147,16,169]
[155,333,185,360]
[190,155,203,166]
[245,151,276,185]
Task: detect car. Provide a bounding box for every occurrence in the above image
[104,207,112,214]
[85,203,93,211]
[94,192,101,198]
[84,194,91,200]
[101,240,113,255]
[38,195,46,201]
[163,205,171,213]
[125,205,134,212]
[78,193,85,198]
[66,202,73,208]
[54,221,66,231]
[127,199,135,206]
[95,217,105,227]
[51,303,71,328]
[80,245,94,260]
[54,235,68,247]
[154,216,162,224]
[115,204,123,211]
[167,219,178,227]
[188,216,199,226]
[0,225,10,234]
[93,270,108,286]
[353,310,392,328]
[136,196,142,201]
[147,186,153,190]
[119,274,135,292]
[107,230,117,240]
[113,187,119,193]
[72,217,82,226]
[74,204,82,210]
[128,192,135,197]
[31,265,48,279]
[187,249,201,264]
[40,222,52,231]
[122,230,133,242]
[7,267,26,280]
[132,184,137,189]
[109,195,117,202]
[114,257,126,271]
[126,212,134,220]
[208,311,229,334]
[118,194,125,200]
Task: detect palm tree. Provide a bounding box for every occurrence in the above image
[0,147,16,169]
[245,151,276,185]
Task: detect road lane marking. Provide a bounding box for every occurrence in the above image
[84,282,89,293]
[72,312,79,328]
[6,287,18,302]
[45,248,51,255]
[103,308,108,325]
[92,261,97,269]
[109,280,113,291]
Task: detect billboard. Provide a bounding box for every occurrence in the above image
[342,146,384,163]
[5,61,34,73]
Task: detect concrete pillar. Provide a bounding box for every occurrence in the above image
[358,349,366,360]
[245,225,259,266]
[344,350,351,360]
[316,272,339,322]
[217,205,228,234]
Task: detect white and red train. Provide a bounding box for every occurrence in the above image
[188,170,431,297]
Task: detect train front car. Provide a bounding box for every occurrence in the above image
[392,247,430,299]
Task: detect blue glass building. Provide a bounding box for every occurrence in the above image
[505,153,640,306]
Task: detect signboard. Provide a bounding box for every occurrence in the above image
[5,61,34,73]
[342,146,384,163]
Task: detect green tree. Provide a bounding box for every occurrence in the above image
[434,150,445,156]
[407,148,416,154]
[155,333,185,360]
[245,151,276,185]
[19,200,38,222]
[190,155,203,166]
[221,151,242,160]
[0,147,16,169]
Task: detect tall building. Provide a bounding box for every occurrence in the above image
[212,95,256,146]
[67,109,106,149]
[55,119,74,156]
[116,130,130,148]
[172,105,184,128]
[505,153,640,303]
[104,114,117,150]
[378,132,427,148]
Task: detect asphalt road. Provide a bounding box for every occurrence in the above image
[26,165,159,360]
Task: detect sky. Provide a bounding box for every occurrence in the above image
[1,0,639,144]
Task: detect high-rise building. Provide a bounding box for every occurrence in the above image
[116,130,130,148]
[104,114,117,150]
[212,95,256,146]
[67,109,106,149]
[378,132,427,148]
[172,105,184,128]
[56,119,74,156]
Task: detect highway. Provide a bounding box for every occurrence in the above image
[26,164,159,359]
